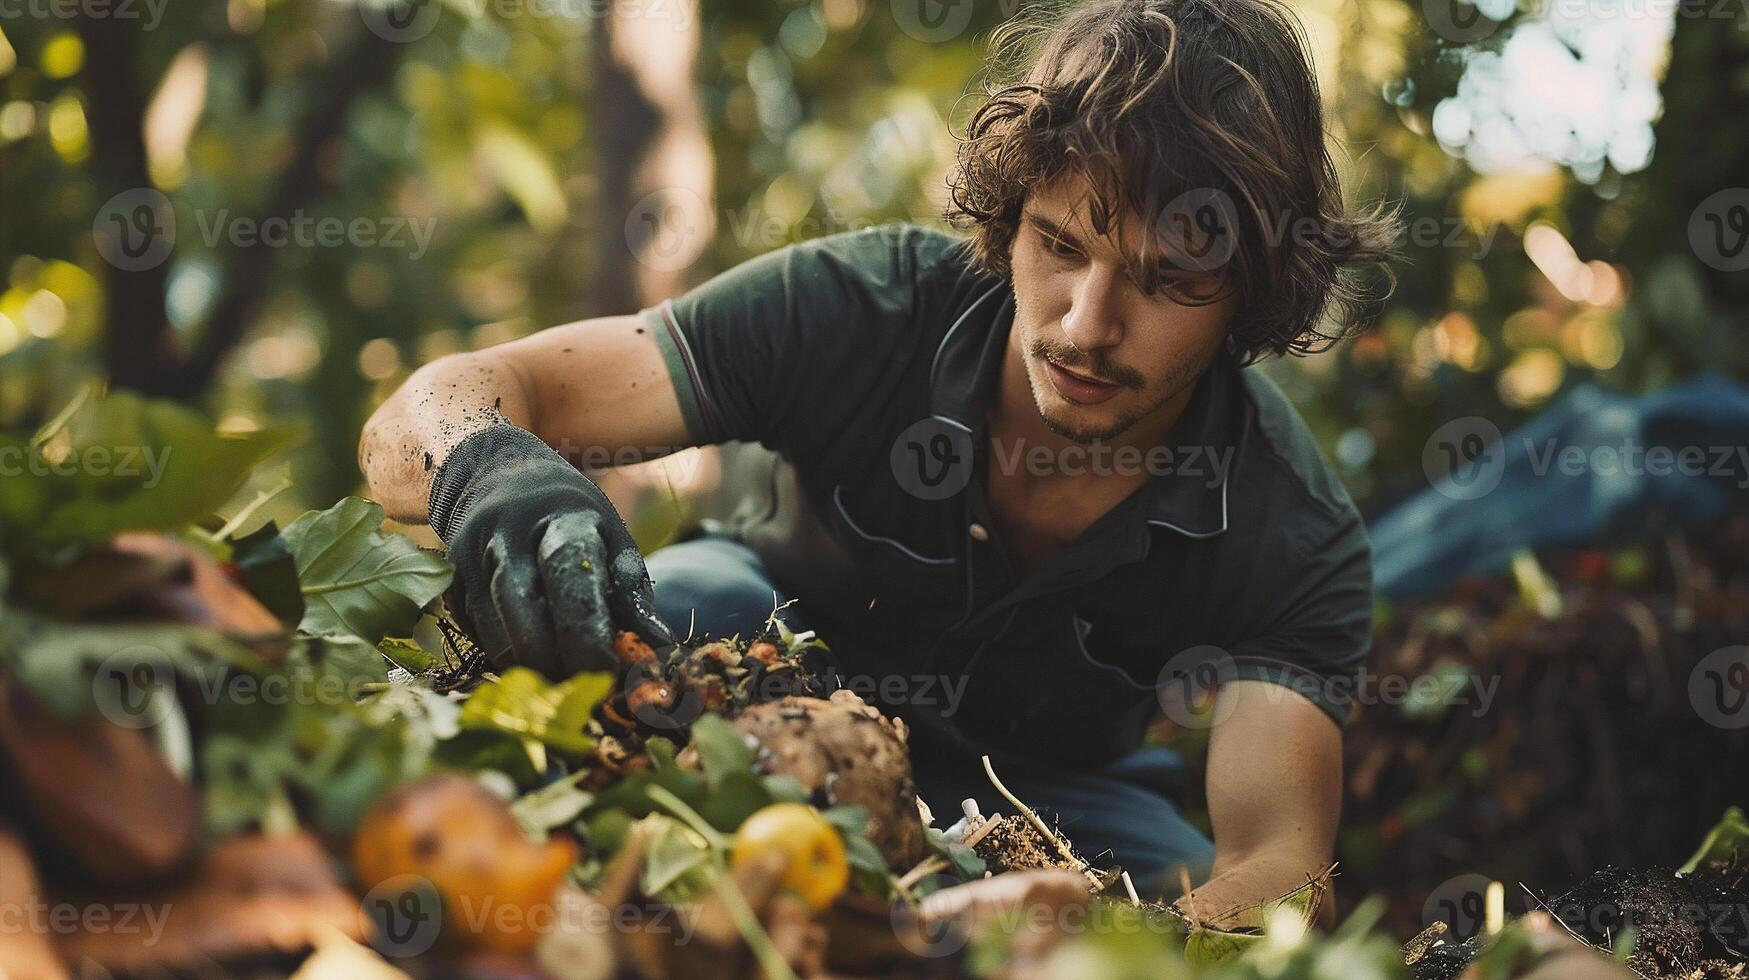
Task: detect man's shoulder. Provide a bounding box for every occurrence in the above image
[1232,367,1365,539]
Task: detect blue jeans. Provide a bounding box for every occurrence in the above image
[646,534,1216,894]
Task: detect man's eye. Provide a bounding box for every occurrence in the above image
[1160,275,1224,304]
[1042,235,1080,259]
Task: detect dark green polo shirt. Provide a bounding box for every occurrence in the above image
[638,223,1372,767]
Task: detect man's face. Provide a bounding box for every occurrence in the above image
[1008,175,1238,444]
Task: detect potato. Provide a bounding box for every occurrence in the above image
[730,691,924,870]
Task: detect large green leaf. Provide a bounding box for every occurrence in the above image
[456,667,612,764]
[17,393,298,546]
[282,497,452,644]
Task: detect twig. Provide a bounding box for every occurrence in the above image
[980,755,1101,890]
[963,817,1000,848]
[895,856,948,892]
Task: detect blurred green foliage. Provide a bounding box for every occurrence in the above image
[1,0,1745,525]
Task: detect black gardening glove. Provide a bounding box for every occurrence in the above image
[428,425,674,677]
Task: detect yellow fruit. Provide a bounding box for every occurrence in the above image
[729,803,849,911]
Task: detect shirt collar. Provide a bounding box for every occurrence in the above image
[925,282,1246,540]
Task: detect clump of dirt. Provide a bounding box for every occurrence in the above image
[1411,865,1749,980]
[1549,866,1749,977]
[973,816,1083,877]
[573,629,836,786]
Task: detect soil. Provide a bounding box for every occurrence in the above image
[1412,865,1749,980]
[973,816,1084,877]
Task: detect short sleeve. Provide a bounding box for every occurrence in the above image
[640,225,962,456]
[1225,505,1374,728]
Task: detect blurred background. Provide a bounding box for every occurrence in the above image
[2,0,1748,940]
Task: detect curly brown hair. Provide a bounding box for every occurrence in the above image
[945,0,1399,364]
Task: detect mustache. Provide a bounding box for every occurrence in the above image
[1029,339,1146,390]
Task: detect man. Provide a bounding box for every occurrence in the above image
[360,0,1395,915]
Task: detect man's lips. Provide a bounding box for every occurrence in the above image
[1043,358,1123,405]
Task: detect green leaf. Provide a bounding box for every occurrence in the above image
[1678,806,1749,875]
[698,769,774,833]
[0,611,255,717]
[639,814,715,904]
[378,636,443,674]
[690,713,755,789]
[19,393,298,546]
[283,497,452,644]
[457,667,611,758]
[923,825,987,879]
[229,521,305,626]
[511,771,595,838]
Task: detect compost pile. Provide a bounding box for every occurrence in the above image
[1337,516,1749,939]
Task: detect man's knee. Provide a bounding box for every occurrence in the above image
[646,538,796,639]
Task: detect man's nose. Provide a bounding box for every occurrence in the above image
[1062,262,1124,351]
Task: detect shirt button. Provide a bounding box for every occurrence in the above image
[968,522,990,542]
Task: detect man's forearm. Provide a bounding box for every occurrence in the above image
[1182,842,1334,927]
[358,350,537,523]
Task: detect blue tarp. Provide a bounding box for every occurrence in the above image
[1370,373,1749,599]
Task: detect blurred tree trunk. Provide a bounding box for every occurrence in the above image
[590,0,723,541]
[591,0,714,315]
[79,19,400,401]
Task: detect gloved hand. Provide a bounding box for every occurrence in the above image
[428,424,674,677]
